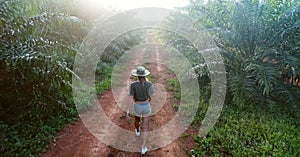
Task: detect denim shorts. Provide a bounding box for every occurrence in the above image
[134,102,151,117]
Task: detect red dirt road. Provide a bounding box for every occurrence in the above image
[41,29,197,157]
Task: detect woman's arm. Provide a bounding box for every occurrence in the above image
[127,95,134,117]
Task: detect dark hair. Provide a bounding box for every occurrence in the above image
[138,76,146,86]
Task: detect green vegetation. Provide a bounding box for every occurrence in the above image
[0,0,143,155]
[181,132,190,138]
[166,78,181,100]
[192,104,300,156]
[173,103,179,111]
[1,114,76,156]
[2,0,300,156]
[157,0,300,156]
[160,0,300,109]
[95,67,113,95]
[0,0,83,155]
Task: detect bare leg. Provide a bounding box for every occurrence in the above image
[142,116,150,147]
[134,116,140,131]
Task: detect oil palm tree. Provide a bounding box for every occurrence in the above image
[188,0,300,109]
[0,0,88,122]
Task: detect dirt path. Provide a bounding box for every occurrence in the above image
[42,29,197,157]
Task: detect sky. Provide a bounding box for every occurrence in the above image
[86,0,191,11]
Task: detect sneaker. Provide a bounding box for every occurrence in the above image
[135,128,140,136]
[141,146,147,155]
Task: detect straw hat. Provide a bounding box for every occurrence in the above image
[131,66,150,76]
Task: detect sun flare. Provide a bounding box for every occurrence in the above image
[86,0,190,11]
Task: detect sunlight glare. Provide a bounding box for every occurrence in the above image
[86,0,190,10]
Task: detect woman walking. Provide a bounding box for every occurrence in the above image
[128,66,155,155]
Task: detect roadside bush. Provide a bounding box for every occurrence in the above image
[192,105,300,156]
[0,0,85,155]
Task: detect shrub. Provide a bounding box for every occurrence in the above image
[192,105,300,156]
